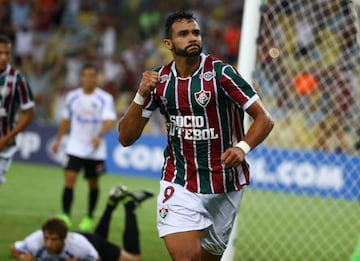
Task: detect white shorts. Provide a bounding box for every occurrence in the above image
[157,180,244,256]
[0,146,17,183]
[0,146,17,173]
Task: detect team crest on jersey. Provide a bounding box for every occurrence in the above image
[199,71,215,81]
[160,74,170,83]
[194,90,211,107]
[159,207,168,219]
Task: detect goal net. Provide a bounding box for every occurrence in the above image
[234,0,360,260]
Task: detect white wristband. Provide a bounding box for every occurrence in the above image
[133,92,146,105]
[235,141,251,154]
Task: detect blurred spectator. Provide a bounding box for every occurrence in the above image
[138,4,161,39]
[13,24,33,66]
[23,59,63,122]
[33,0,59,32]
[51,82,68,125]
[60,0,80,30]
[0,2,14,41]
[64,53,86,89]
[31,37,48,64]
[10,0,33,30]
[223,12,242,65]
[101,55,125,101]
[93,17,117,58]
[314,66,354,152]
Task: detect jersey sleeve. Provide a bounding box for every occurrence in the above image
[61,91,75,120]
[220,64,259,110]
[141,65,166,118]
[101,93,116,120]
[13,230,44,255]
[141,90,158,118]
[17,74,35,111]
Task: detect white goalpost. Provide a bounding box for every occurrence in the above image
[221,0,262,260]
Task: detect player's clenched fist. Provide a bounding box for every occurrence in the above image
[138,71,160,97]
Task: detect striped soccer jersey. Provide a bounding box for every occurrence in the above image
[143,53,259,194]
[0,65,34,141]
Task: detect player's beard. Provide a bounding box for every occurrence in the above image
[173,44,202,57]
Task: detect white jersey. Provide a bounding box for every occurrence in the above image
[62,87,116,160]
[14,230,99,260]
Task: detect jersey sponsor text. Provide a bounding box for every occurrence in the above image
[167,115,219,140]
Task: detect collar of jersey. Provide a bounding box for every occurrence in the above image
[170,53,206,79]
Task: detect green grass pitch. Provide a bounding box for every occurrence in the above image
[0,162,168,261]
[0,162,358,260]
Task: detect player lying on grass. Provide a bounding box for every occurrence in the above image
[10,185,154,261]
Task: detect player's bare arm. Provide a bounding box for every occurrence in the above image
[221,100,274,167]
[52,119,70,154]
[92,119,115,148]
[118,71,159,146]
[0,108,33,151]
[10,245,36,261]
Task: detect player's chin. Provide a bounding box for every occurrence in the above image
[186,49,202,57]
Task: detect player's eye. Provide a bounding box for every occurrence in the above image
[178,30,188,36]
[192,30,200,36]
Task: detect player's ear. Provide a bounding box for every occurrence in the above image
[163,38,173,50]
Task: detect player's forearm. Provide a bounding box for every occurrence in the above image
[3,109,33,143]
[245,113,274,149]
[10,245,21,258]
[118,103,148,146]
[98,120,114,137]
[55,120,70,142]
[243,101,274,149]
[10,246,36,261]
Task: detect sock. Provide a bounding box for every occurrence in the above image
[123,201,140,254]
[88,188,99,218]
[62,187,73,215]
[93,202,116,239]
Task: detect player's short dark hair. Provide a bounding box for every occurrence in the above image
[164,11,197,39]
[42,218,68,239]
[0,35,12,44]
[81,62,98,74]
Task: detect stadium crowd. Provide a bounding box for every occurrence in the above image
[0,0,244,132]
[1,0,359,152]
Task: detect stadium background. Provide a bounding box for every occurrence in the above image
[1,0,360,260]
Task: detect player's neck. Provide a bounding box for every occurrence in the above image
[174,56,200,78]
[0,65,8,75]
[82,86,96,95]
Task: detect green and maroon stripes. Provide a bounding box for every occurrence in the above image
[146,54,256,194]
[0,66,34,139]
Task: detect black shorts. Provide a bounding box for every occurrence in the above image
[81,232,121,261]
[65,155,105,179]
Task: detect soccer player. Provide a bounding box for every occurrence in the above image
[0,34,34,184]
[10,185,154,261]
[11,217,99,261]
[52,63,116,232]
[118,11,274,261]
